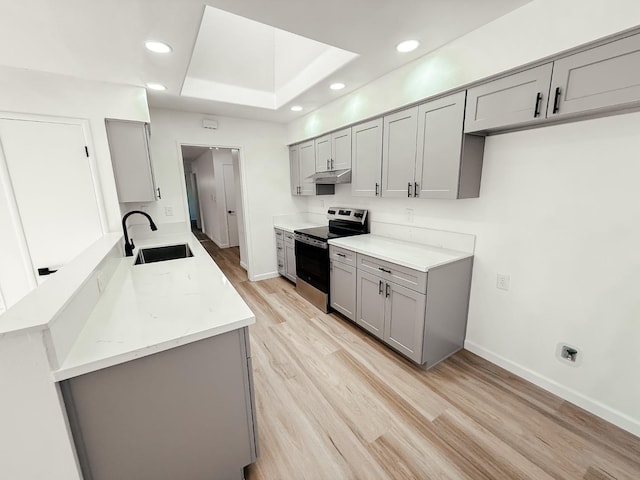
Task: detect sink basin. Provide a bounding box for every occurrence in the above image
[134,244,194,265]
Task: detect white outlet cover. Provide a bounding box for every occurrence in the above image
[555,342,583,367]
[496,273,510,290]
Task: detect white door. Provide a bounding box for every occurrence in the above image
[0,119,103,281]
[222,164,239,247]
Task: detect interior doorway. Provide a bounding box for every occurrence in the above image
[180,145,246,269]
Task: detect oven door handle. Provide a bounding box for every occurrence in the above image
[294,234,328,249]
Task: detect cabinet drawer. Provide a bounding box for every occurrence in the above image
[357,254,427,293]
[284,232,295,244]
[274,228,284,239]
[329,245,356,267]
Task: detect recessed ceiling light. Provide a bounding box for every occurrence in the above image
[146,83,167,91]
[290,105,303,112]
[145,41,172,54]
[330,83,345,91]
[396,40,420,53]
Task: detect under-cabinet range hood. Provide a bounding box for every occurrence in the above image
[307,169,351,184]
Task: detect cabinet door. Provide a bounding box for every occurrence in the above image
[383,282,426,363]
[356,270,386,339]
[289,145,300,195]
[351,118,383,197]
[465,63,553,133]
[330,260,356,321]
[105,119,157,203]
[548,33,640,118]
[298,140,316,196]
[382,107,418,198]
[331,128,352,171]
[416,91,471,199]
[315,135,331,172]
[284,241,296,283]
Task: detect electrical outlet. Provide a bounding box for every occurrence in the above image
[164,206,173,216]
[405,208,414,223]
[496,273,510,291]
[556,342,582,367]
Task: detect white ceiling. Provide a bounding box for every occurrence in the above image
[0,0,533,123]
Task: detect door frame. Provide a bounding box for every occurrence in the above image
[221,162,239,248]
[176,142,252,275]
[0,112,107,299]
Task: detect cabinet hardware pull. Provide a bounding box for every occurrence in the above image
[327,159,329,170]
[385,283,390,298]
[379,280,383,295]
[553,87,561,114]
[156,187,161,199]
[407,182,412,197]
[336,253,346,257]
[414,182,419,197]
[375,182,379,196]
[331,158,334,170]
[277,247,283,250]
[378,267,391,273]
[534,92,542,117]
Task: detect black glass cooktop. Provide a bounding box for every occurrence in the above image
[295,225,366,241]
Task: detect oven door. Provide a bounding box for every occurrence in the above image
[295,239,329,293]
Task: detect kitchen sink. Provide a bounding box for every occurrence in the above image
[134,244,194,265]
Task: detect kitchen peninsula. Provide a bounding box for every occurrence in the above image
[0,229,257,480]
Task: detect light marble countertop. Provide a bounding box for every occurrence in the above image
[273,219,326,233]
[53,232,254,381]
[328,234,473,272]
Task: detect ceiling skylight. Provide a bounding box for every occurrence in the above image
[181,7,359,110]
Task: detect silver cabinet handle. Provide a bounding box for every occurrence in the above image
[156,187,162,199]
[378,280,383,295]
[375,182,379,196]
[414,182,418,197]
[327,159,329,170]
[407,182,412,197]
[385,283,390,298]
[378,267,391,273]
[336,253,346,257]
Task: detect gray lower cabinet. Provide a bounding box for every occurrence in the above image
[548,32,640,119]
[464,63,553,133]
[330,258,356,320]
[416,91,485,199]
[356,269,426,363]
[355,253,473,368]
[61,328,258,480]
[275,228,296,283]
[275,228,285,275]
[356,269,386,338]
[284,232,296,283]
[351,118,383,197]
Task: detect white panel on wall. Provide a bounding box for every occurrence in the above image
[0,119,104,273]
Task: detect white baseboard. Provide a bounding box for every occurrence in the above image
[250,271,280,282]
[464,340,640,438]
[240,261,248,271]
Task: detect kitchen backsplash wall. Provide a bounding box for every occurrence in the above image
[304,111,640,437]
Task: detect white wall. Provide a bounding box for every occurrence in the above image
[146,108,303,280]
[284,0,640,436]
[0,66,148,310]
[287,0,640,142]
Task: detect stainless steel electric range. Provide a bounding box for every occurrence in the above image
[294,207,368,312]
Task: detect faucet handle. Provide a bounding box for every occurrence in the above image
[130,238,135,250]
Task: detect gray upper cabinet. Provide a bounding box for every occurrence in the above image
[351,118,383,197]
[315,134,331,172]
[316,128,352,173]
[382,107,418,198]
[464,63,553,133]
[331,128,352,171]
[297,140,316,196]
[548,33,640,119]
[416,91,485,199]
[105,119,157,203]
[289,145,300,196]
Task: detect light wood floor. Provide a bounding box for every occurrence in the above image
[196,234,640,480]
